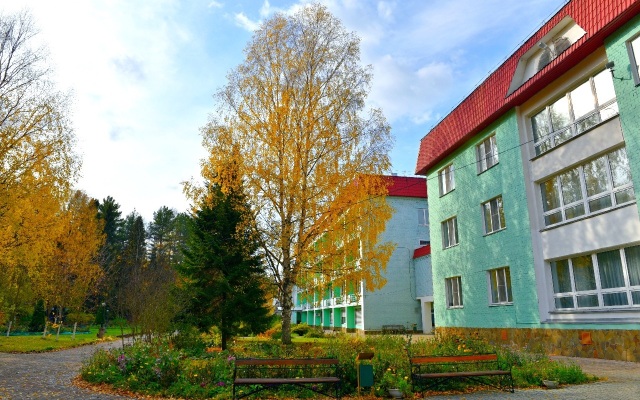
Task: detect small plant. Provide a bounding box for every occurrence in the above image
[377,367,411,397]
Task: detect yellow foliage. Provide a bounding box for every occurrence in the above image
[191,4,394,341]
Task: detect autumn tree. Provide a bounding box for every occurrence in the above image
[0,10,79,326]
[178,179,273,350]
[196,4,393,343]
[50,191,104,318]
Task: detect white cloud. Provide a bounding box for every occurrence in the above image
[208,1,223,8]
[234,12,261,31]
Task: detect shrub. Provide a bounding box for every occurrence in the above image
[291,323,311,336]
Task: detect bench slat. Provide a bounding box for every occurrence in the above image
[235,377,341,384]
[411,354,497,363]
[235,358,338,366]
[415,370,511,379]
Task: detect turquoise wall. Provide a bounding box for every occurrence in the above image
[426,111,538,329]
[363,196,429,330]
[605,14,640,216]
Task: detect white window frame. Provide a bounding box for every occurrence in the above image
[418,208,428,226]
[438,164,455,196]
[441,217,459,249]
[488,267,513,305]
[482,196,506,234]
[550,245,640,310]
[530,69,618,155]
[476,134,499,173]
[626,34,640,85]
[446,276,463,308]
[540,147,635,227]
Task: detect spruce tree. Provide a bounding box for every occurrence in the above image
[177,182,272,349]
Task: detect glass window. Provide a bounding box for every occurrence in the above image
[446,276,463,308]
[438,164,455,196]
[418,208,428,226]
[442,217,459,249]
[531,70,618,155]
[476,135,499,173]
[570,80,595,120]
[627,35,640,85]
[482,196,505,234]
[549,246,640,310]
[488,267,512,305]
[540,148,635,227]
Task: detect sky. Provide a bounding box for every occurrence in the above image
[5,0,568,222]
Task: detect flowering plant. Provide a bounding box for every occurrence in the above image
[380,367,411,395]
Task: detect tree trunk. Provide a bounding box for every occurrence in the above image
[280,275,294,345]
[72,322,77,340]
[6,320,11,337]
[221,332,228,351]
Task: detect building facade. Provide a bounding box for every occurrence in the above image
[416,0,640,361]
[292,176,434,334]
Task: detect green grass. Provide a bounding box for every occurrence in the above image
[0,326,131,353]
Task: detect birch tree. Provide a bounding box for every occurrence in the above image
[196,4,394,343]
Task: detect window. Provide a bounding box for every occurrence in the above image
[550,245,640,310]
[419,239,430,246]
[482,196,506,234]
[488,267,513,305]
[540,147,635,227]
[627,34,640,85]
[531,69,618,155]
[441,217,459,249]
[418,208,428,226]
[476,135,499,173]
[438,164,455,196]
[446,276,463,308]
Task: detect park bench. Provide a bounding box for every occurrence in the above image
[410,353,513,393]
[232,357,341,399]
[382,324,406,334]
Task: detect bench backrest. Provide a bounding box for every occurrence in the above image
[410,354,498,364]
[235,358,339,367]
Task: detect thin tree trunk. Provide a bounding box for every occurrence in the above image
[6,320,11,337]
[55,323,61,340]
[72,322,77,339]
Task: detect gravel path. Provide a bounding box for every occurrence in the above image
[0,340,135,400]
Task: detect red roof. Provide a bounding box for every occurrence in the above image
[416,0,640,175]
[413,245,431,259]
[386,175,427,198]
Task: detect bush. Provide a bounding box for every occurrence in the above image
[291,323,311,336]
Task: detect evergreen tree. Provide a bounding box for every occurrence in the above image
[177,182,272,349]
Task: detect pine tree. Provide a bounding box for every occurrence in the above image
[177,183,272,350]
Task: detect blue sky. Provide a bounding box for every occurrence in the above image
[7,0,567,221]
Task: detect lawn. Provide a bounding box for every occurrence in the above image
[0,326,130,353]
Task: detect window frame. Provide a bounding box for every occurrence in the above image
[418,208,428,226]
[540,147,635,227]
[441,216,459,249]
[488,267,513,305]
[446,276,463,308]
[530,69,619,155]
[476,134,499,174]
[626,33,640,86]
[550,245,640,311]
[482,196,506,234]
[438,164,455,196]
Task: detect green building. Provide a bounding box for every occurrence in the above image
[292,176,433,334]
[416,0,640,361]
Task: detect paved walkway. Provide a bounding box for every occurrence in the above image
[0,343,638,399]
[0,340,135,400]
[422,356,640,399]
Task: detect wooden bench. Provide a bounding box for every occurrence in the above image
[232,358,341,399]
[410,353,513,393]
[382,324,406,334]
